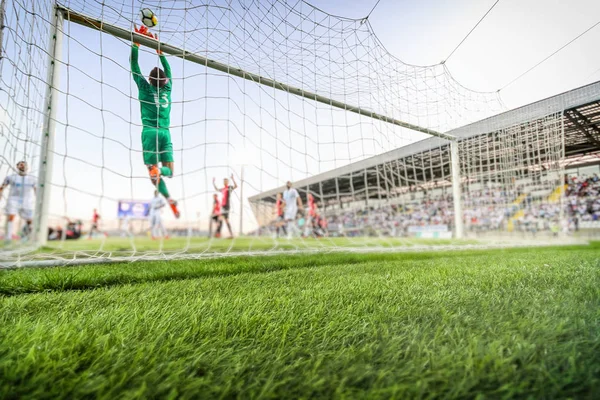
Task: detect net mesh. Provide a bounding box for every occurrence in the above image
[0,0,571,267]
[459,113,565,236]
[0,0,51,185]
[250,113,566,242]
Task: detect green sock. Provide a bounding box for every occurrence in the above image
[160,166,172,177]
[158,179,170,199]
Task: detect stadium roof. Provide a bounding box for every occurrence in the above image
[249,80,600,203]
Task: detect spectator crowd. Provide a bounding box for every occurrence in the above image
[261,173,600,237]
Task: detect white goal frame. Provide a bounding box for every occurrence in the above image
[32,5,465,246]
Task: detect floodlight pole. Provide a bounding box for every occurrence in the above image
[34,6,63,246]
[450,140,464,239]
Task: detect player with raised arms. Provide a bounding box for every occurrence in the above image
[213,175,238,238]
[130,20,180,218]
[0,161,36,243]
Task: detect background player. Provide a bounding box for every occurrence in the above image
[131,24,180,218]
[307,193,322,237]
[213,175,238,238]
[88,208,102,239]
[209,193,222,238]
[119,214,133,238]
[274,192,287,238]
[149,190,168,239]
[0,161,36,243]
[283,181,303,239]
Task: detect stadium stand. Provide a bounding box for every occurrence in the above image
[250,82,600,239]
[256,170,600,238]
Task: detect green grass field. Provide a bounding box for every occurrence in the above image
[1,243,599,398]
[41,236,480,253]
[1,236,484,267]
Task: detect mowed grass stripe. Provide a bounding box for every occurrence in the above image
[0,249,599,398]
[1,243,599,296]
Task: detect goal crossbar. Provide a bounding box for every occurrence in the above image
[56,5,455,141]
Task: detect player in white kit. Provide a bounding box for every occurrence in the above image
[120,215,133,238]
[0,161,36,243]
[149,190,168,239]
[282,181,303,239]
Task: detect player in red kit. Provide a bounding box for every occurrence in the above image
[274,192,287,238]
[307,193,322,237]
[308,194,316,217]
[88,209,101,239]
[213,174,238,238]
[209,193,222,238]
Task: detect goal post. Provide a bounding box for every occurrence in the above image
[451,140,464,238]
[34,5,64,247]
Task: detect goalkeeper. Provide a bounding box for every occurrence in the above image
[130,24,180,218]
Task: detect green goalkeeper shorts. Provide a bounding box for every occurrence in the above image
[141,128,174,165]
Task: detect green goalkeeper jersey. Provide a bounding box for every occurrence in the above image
[130,45,172,130]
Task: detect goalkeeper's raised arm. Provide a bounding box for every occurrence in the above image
[130,43,146,89]
[159,50,172,81]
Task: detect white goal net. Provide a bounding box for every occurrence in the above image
[1,0,568,267]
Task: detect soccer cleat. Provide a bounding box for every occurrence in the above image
[148,165,160,185]
[168,199,180,218]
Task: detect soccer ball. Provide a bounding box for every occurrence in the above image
[139,8,158,28]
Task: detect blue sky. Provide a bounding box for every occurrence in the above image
[1,0,599,232]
